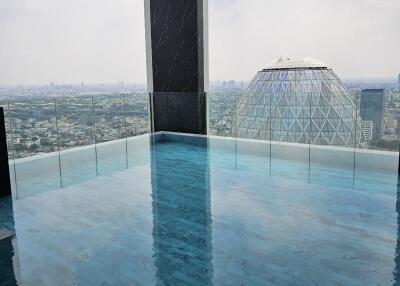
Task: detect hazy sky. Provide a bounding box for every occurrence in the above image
[0,0,399,85]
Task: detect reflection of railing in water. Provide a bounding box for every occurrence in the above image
[0,132,399,285]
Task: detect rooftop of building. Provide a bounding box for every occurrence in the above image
[264,57,328,70]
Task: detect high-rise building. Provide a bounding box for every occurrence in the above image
[232,57,366,147]
[398,73,400,93]
[359,89,384,142]
[361,120,373,142]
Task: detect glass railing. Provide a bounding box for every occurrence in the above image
[208,87,399,188]
[1,89,398,198]
[208,90,239,136]
[1,93,150,199]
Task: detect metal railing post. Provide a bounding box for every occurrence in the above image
[91,96,99,176]
[7,103,18,199]
[123,93,129,169]
[53,97,63,188]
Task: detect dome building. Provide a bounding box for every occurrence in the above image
[232,57,366,148]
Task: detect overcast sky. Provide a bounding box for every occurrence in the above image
[0,0,399,85]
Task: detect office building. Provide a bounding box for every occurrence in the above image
[361,120,373,142]
[359,89,384,141]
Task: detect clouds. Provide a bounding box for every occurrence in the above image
[0,0,398,84]
[0,0,147,84]
[209,0,400,80]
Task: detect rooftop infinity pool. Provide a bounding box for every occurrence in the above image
[0,132,399,285]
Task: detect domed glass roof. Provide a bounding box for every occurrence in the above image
[265,57,327,70]
[232,58,366,147]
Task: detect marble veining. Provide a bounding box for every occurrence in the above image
[145,0,207,134]
[148,0,202,93]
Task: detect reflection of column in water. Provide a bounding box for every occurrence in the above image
[0,197,20,284]
[150,138,213,285]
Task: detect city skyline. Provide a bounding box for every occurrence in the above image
[0,76,399,88]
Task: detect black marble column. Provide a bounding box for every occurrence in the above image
[144,0,208,134]
[0,107,12,198]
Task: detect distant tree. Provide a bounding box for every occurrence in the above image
[41,139,52,146]
[14,144,25,152]
[29,144,38,150]
[375,139,400,151]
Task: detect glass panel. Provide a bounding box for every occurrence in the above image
[94,94,126,175]
[56,96,97,188]
[125,93,151,168]
[309,72,355,189]
[208,90,237,137]
[124,92,150,137]
[208,83,266,172]
[233,75,271,173]
[353,90,399,192]
[270,71,309,182]
[0,94,152,199]
[7,99,61,198]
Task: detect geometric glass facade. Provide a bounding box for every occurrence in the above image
[233,57,366,148]
[359,89,384,142]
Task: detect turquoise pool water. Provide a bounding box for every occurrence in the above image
[1,133,399,285]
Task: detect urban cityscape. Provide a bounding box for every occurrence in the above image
[0,74,399,159]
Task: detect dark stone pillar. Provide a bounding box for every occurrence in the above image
[144,0,208,134]
[0,107,12,197]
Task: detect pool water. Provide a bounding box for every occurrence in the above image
[1,133,399,285]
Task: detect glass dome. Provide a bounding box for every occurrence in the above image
[232,58,366,148]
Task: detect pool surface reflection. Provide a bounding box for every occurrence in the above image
[0,134,399,285]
